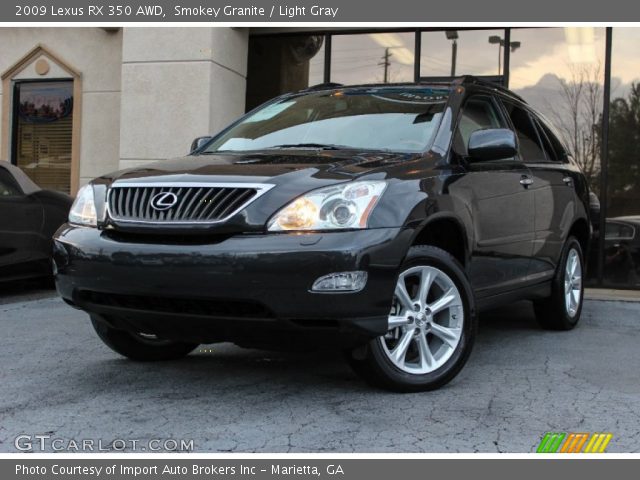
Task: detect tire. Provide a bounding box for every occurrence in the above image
[346,245,477,392]
[90,316,199,361]
[534,236,584,331]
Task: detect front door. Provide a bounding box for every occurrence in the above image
[449,94,535,296]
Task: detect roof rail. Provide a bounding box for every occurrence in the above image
[301,82,344,92]
[455,75,525,102]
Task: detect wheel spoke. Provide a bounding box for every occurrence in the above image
[388,315,410,329]
[571,288,580,306]
[429,288,459,314]
[430,323,460,348]
[391,329,414,364]
[418,268,434,306]
[395,281,414,311]
[416,333,434,369]
[572,276,582,290]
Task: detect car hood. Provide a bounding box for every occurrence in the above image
[102,150,418,187]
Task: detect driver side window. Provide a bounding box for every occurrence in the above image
[454,95,506,156]
[0,168,21,197]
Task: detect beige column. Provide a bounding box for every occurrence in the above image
[118,27,249,171]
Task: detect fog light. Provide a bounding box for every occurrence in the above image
[311,271,368,292]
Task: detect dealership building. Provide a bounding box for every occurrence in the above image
[0,27,638,289]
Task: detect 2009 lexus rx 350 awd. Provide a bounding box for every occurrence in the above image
[53,76,592,392]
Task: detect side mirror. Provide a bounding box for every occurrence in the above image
[468,128,517,162]
[190,136,213,153]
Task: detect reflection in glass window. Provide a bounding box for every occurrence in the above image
[601,28,640,287]
[205,87,449,153]
[502,101,546,162]
[331,33,414,85]
[421,29,506,78]
[245,35,325,111]
[13,81,73,194]
[309,37,325,86]
[509,28,605,193]
[0,168,21,196]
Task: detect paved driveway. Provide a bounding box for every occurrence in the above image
[1,289,639,452]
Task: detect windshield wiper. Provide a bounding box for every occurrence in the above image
[265,143,347,150]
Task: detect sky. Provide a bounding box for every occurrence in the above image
[308,27,640,100]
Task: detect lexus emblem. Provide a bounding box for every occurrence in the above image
[150,191,178,210]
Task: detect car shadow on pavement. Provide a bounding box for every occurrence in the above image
[477,300,540,332]
[0,278,56,305]
[64,301,544,397]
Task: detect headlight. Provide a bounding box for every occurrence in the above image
[68,184,97,227]
[267,180,387,231]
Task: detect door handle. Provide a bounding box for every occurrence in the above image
[519,176,534,187]
[563,176,573,185]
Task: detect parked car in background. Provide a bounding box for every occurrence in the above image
[0,161,72,281]
[53,77,592,391]
[602,217,640,286]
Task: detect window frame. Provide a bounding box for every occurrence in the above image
[531,113,569,163]
[498,96,549,164]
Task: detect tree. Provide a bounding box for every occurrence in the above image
[606,82,640,216]
[548,64,603,192]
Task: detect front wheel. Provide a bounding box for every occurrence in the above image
[90,316,199,361]
[346,245,477,392]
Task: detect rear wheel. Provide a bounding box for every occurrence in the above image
[346,245,477,392]
[90,316,199,361]
[534,236,584,330]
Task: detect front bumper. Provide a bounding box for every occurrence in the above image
[53,226,410,345]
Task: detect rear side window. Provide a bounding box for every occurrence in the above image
[502,101,546,162]
[534,116,567,162]
[454,95,506,155]
[0,168,21,196]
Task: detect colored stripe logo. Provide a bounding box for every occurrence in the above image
[536,432,612,453]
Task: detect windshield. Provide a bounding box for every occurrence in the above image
[202,87,450,154]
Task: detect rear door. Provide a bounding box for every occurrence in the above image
[505,104,577,282]
[0,166,44,278]
[450,94,535,296]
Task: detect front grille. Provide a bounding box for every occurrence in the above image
[107,183,273,224]
[77,291,275,319]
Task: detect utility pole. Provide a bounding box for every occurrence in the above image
[445,31,459,77]
[379,48,392,83]
[450,39,458,76]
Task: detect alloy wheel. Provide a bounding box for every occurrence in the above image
[564,248,582,318]
[380,265,464,374]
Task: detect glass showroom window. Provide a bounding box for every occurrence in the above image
[601,28,640,288]
[420,29,506,79]
[245,34,325,111]
[330,32,415,84]
[509,28,606,195]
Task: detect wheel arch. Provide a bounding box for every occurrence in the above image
[409,214,470,268]
[568,216,591,259]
